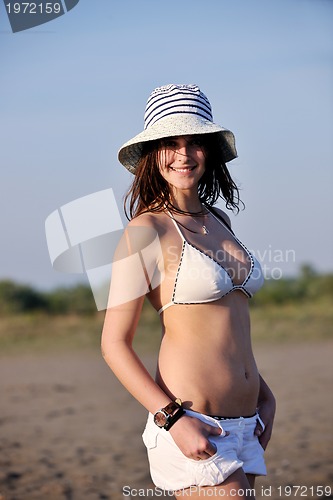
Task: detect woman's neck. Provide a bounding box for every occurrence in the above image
[168,190,204,214]
[165,186,203,213]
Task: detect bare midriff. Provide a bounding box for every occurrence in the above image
[156,292,260,417]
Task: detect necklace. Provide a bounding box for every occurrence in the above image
[166,203,210,235]
[190,211,210,235]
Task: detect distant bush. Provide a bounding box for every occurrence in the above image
[0,280,48,314]
[0,281,96,315]
[252,265,333,306]
[46,285,96,315]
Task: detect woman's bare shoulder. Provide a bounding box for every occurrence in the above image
[127,211,167,230]
[128,212,159,228]
[123,212,166,253]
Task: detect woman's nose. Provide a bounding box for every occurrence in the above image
[175,144,190,158]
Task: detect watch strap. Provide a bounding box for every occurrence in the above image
[164,406,185,430]
[163,401,182,416]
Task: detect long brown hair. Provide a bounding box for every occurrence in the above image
[124,133,243,219]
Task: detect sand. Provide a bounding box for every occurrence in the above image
[0,341,332,500]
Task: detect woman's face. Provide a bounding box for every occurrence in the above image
[157,135,206,192]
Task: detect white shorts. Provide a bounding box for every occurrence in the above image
[142,409,267,491]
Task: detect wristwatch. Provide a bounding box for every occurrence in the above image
[153,400,185,431]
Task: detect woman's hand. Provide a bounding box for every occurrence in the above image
[255,375,276,450]
[169,415,224,460]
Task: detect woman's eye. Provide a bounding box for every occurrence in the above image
[188,138,202,147]
[163,140,177,148]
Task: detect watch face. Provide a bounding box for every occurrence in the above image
[154,411,168,428]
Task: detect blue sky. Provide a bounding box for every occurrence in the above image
[0,0,332,290]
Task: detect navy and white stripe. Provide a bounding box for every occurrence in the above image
[118,83,238,173]
[144,84,213,130]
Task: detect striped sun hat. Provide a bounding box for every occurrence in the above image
[118,84,237,174]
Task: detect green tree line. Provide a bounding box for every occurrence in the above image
[0,281,96,315]
[252,264,333,306]
[0,265,332,315]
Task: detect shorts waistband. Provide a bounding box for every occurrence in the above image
[183,409,266,432]
[184,409,260,427]
[208,412,257,421]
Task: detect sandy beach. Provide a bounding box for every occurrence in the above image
[0,340,332,500]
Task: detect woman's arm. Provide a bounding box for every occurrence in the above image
[101,217,172,413]
[254,374,276,449]
[101,217,221,460]
[101,297,173,413]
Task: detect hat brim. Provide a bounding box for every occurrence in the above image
[118,114,237,174]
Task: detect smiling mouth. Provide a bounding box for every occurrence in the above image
[169,166,196,173]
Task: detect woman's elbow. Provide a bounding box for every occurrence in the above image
[100,327,133,366]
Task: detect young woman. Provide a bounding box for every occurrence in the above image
[101,84,276,499]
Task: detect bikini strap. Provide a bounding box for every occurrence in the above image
[206,206,235,235]
[158,302,173,315]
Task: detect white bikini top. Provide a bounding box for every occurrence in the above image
[158,209,264,314]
